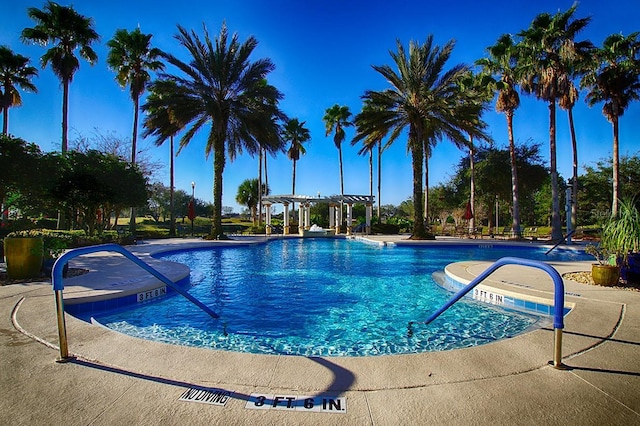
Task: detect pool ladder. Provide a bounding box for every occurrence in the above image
[411,257,568,369]
[51,243,219,362]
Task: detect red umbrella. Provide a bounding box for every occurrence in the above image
[463,201,473,220]
[187,200,196,221]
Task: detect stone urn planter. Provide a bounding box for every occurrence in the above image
[3,237,44,280]
[591,263,620,286]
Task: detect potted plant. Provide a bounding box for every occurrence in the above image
[609,199,640,284]
[586,199,640,286]
[3,230,44,280]
[585,243,620,286]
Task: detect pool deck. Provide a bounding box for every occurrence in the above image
[2,236,640,425]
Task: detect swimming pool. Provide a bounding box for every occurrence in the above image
[91,239,587,356]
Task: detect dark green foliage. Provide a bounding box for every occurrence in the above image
[372,222,400,234]
[578,155,640,224]
[42,150,148,235]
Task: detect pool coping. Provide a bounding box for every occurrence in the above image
[4,236,640,424]
[15,237,623,387]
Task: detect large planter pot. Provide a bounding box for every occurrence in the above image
[591,263,620,287]
[3,237,44,280]
[620,253,640,284]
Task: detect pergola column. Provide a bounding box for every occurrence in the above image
[264,202,272,235]
[304,203,311,230]
[328,203,335,231]
[283,203,290,235]
[346,203,353,235]
[335,205,342,234]
[366,202,372,234]
[298,204,305,235]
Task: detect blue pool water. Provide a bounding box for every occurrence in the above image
[92,239,588,356]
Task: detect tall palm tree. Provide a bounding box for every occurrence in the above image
[478,34,524,237]
[283,118,311,216]
[357,36,490,239]
[0,46,38,135]
[559,82,580,229]
[107,27,164,234]
[517,4,591,240]
[141,23,284,239]
[323,104,353,199]
[456,70,493,234]
[581,32,640,216]
[107,28,164,165]
[353,100,388,218]
[21,1,99,153]
[142,84,182,236]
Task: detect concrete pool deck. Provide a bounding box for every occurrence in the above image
[1,236,640,425]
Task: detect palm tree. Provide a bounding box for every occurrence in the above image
[236,178,268,224]
[478,34,524,237]
[357,36,490,239]
[107,28,164,165]
[283,118,311,216]
[559,82,580,229]
[455,70,493,234]
[0,46,38,135]
[517,4,591,240]
[107,27,164,234]
[353,100,388,218]
[581,32,640,216]
[323,104,353,199]
[141,23,284,239]
[21,1,99,153]
[142,84,182,236]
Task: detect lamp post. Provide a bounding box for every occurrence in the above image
[190,181,195,236]
[495,195,499,235]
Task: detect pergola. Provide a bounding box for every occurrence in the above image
[260,194,375,236]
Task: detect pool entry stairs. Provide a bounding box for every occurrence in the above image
[51,243,219,361]
[412,257,568,369]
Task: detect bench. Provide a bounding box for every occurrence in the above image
[524,227,538,239]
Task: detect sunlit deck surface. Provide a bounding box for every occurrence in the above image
[2,236,639,424]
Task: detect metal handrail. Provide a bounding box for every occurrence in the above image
[412,257,567,369]
[51,243,219,361]
[545,229,576,255]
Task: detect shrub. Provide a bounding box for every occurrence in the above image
[372,223,400,234]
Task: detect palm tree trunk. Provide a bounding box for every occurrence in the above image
[258,149,263,225]
[612,116,620,216]
[549,101,562,241]
[2,105,8,134]
[211,138,225,238]
[131,94,139,164]
[264,148,269,196]
[410,138,426,239]
[369,149,373,198]
[424,150,429,225]
[377,139,382,219]
[568,108,578,229]
[469,137,475,233]
[507,113,521,237]
[169,135,176,237]
[62,78,69,153]
[338,145,344,227]
[57,77,70,230]
[338,145,344,196]
[129,94,140,234]
[292,158,297,221]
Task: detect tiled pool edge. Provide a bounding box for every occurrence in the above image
[442,265,573,317]
[65,274,191,319]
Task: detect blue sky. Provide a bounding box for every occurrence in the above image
[2,0,639,213]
